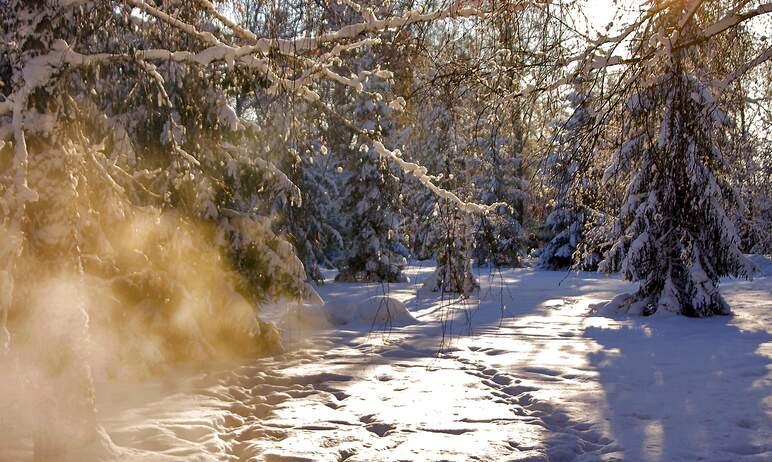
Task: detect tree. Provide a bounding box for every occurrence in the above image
[284,143,345,283]
[599,2,756,317]
[0,0,493,456]
[471,121,528,268]
[404,80,480,294]
[540,82,600,269]
[335,95,408,282]
[426,201,479,296]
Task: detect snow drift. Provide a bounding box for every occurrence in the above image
[280,295,418,332]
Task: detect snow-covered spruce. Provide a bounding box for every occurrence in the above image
[600,49,753,317]
[336,142,408,283]
[540,84,602,270]
[423,203,478,296]
[400,92,457,262]
[336,52,408,283]
[541,205,586,269]
[400,84,483,292]
[471,125,527,268]
[283,148,345,283]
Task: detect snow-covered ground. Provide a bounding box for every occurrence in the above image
[2,259,771,461]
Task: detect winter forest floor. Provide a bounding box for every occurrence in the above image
[3,259,771,462]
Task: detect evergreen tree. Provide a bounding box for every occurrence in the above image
[425,201,478,296]
[472,124,527,267]
[540,84,599,269]
[599,6,753,316]
[336,54,408,282]
[402,177,439,261]
[422,153,478,297]
[284,140,345,283]
[336,142,408,282]
[404,83,479,294]
[401,92,452,261]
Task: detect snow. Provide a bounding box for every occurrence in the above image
[1,259,770,461]
[372,141,499,215]
[276,296,416,333]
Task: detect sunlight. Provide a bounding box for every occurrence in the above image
[642,420,664,461]
[584,0,619,30]
[2,0,770,460]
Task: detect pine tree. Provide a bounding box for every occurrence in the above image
[284,140,344,283]
[401,95,453,261]
[471,123,527,267]
[423,155,478,297]
[600,6,753,316]
[336,140,408,282]
[540,84,599,269]
[0,1,303,455]
[403,83,478,294]
[402,176,438,260]
[335,47,408,283]
[426,202,478,296]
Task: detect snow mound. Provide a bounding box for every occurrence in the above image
[322,300,359,326]
[350,296,417,327]
[591,292,686,317]
[278,296,417,332]
[278,300,357,329]
[590,293,634,317]
[417,270,441,297]
[590,293,669,317]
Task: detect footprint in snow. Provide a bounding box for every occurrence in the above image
[725,444,769,456]
[523,366,563,377]
[491,374,514,385]
[365,422,396,437]
[263,453,317,462]
[502,384,539,396]
[359,414,377,424]
[484,348,509,356]
[296,424,338,431]
[265,392,293,405]
[736,418,758,429]
[450,354,618,459]
[419,427,476,435]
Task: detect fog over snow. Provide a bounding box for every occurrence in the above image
[2,1,771,461]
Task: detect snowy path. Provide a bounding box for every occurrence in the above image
[3,263,771,461]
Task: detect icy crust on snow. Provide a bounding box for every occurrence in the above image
[1,262,769,461]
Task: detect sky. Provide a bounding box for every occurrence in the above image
[585,0,621,30]
[581,0,636,36]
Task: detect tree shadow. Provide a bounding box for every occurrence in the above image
[93,268,772,462]
[585,316,772,461]
[316,269,639,460]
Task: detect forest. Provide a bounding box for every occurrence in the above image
[0,0,770,461]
